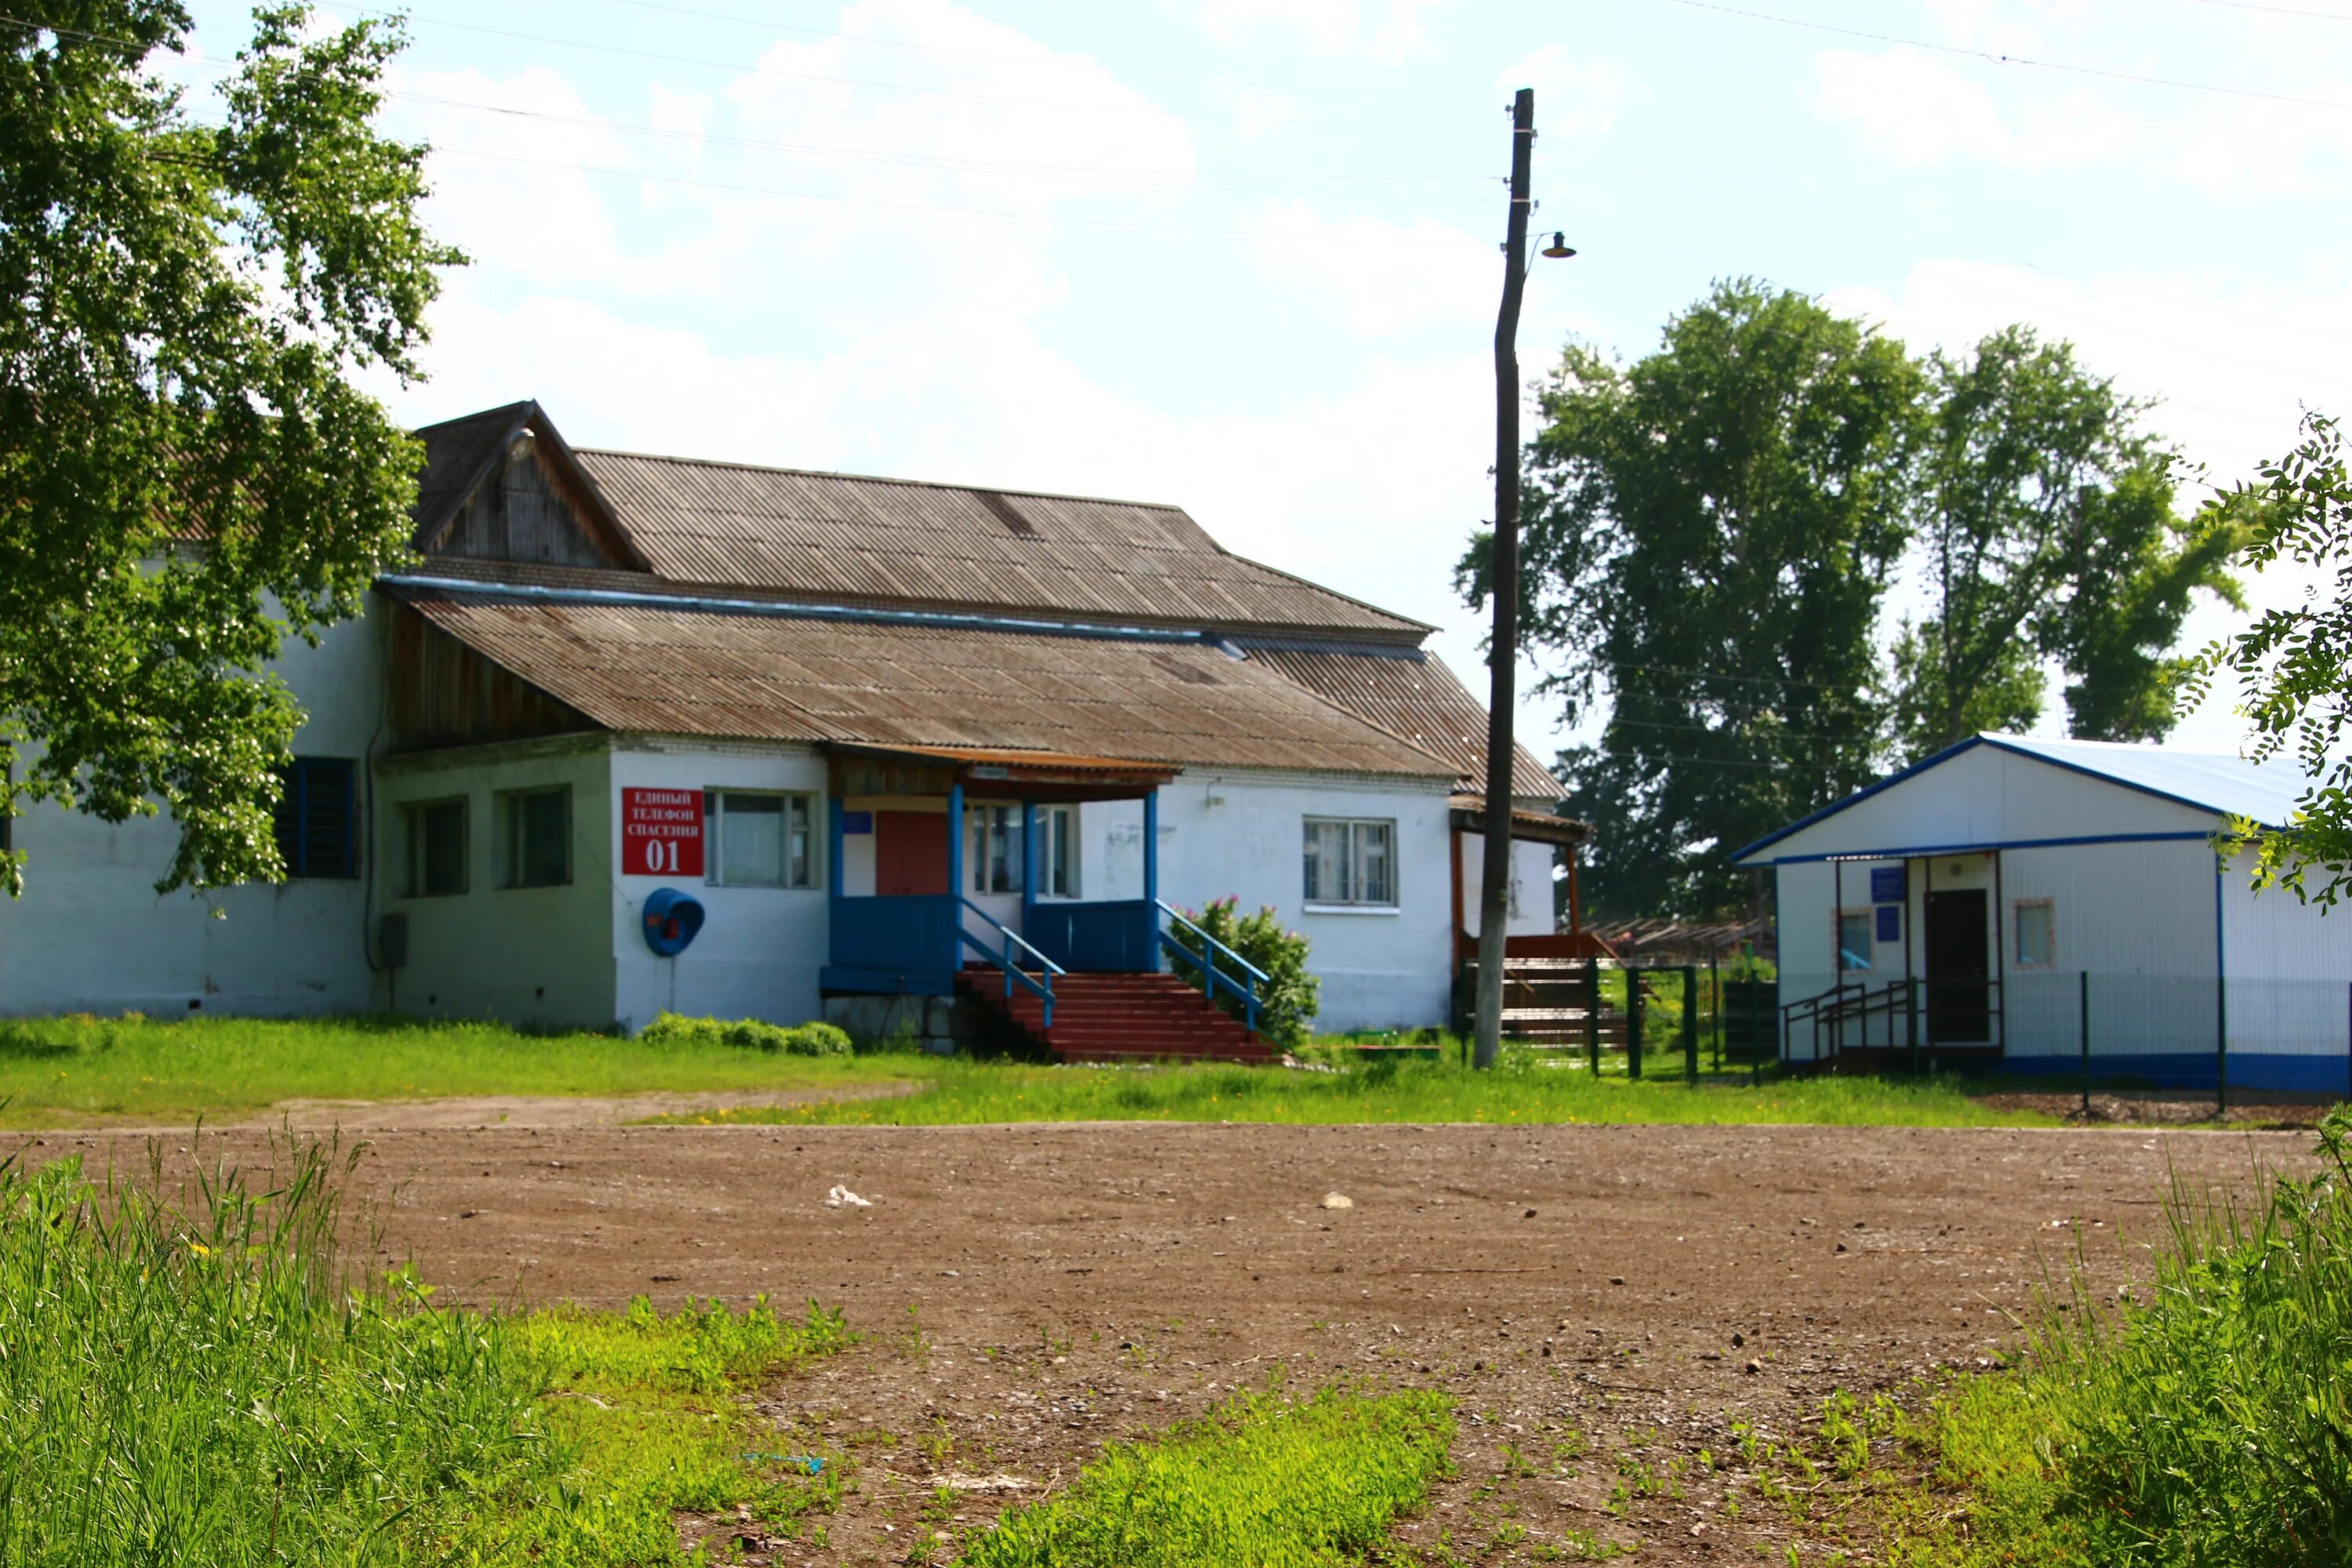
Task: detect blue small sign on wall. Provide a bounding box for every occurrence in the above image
[842,811,874,835]
[1875,905,1901,943]
[1869,865,1907,903]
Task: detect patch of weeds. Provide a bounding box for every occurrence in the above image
[960,1381,1454,1568]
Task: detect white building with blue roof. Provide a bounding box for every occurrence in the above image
[1732,732,2351,1092]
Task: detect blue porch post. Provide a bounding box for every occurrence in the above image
[1143,787,1160,971]
[946,783,966,975]
[1021,801,1037,927]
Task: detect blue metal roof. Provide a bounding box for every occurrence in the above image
[1730,731,2317,865]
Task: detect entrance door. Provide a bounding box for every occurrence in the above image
[874,811,949,895]
[1924,888,1991,1044]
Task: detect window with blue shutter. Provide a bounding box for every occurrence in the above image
[274,758,357,879]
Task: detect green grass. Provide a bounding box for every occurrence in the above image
[1826,1112,2352,1566]
[0,1138,853,1564]
[960,1382,1454,1568]
[0,1013,909,1127]
[0,1013,2062,1132]
[653,1051,2061,1130]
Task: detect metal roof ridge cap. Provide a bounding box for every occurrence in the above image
[379,572,1217,644]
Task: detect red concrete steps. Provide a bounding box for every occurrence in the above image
[956,970,1278,1064]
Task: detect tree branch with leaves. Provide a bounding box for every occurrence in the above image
[0,2,462,896]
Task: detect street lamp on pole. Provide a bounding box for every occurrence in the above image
[1472,94,1574,1072]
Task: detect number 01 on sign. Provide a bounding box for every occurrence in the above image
[622,788,705,877]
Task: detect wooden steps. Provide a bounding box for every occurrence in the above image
[956,971,1277,1064]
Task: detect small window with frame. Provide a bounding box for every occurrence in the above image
[2013,898,2056,969]
[403,797,468,898]
[704,790,818,888]
[1836,909,1875,972]
[274,757,358,879]
[1041,804,1080,899]
[1303,816,1398,908]
[968,804,1022,895]
[497,786,572,890]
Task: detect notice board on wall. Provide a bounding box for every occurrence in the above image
[622,787,704,877]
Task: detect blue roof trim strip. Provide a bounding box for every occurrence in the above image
[1762,829,2216,865]
[383,575,1216,645]
[1727,735,1991,866]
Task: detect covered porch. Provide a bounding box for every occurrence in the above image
[818,744,1181,997]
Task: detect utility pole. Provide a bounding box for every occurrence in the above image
[1472,88,1536,1071]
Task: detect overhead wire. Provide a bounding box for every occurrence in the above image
[1653,0,2352,111]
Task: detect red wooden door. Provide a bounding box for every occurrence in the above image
[875,811,949,895]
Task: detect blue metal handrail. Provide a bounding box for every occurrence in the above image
[958,898,1065,1028]
[1155,899,1268,1034]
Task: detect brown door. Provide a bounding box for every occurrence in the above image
[875,811,949,895]
[1925,888,1991,1044]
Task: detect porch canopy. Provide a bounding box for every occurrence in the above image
[824,742,1182,995]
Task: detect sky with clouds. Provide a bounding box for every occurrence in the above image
[176,0,2352,763]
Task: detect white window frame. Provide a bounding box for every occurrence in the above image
[703,789,820,890]
[1039,803,1081,900]
[968,802,1022,895]
[2011,897,2056,970]
[1835,907,1875,974]
[1303,815,1399,911]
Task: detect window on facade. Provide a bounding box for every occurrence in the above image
[498,786,572,889]
[2013,899,2056,968]
[273,757,358,879]
[1042,804,1080,899]
[705,791,817,888]
[1837,909,1874,972]
[969,804,1021,895]
[404,798,468,898]
[1303,817,1397,907]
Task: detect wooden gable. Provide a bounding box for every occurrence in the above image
[428,430,632,568]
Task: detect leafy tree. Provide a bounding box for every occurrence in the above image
[0,2,459,896]
[1889,328,2244,760]
[2188,412,2352,905]
[1461,281,1920,919]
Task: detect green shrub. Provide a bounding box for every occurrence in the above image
[1891,1109,2352,1566]
[639,1012,853,1057]
[961,1383,1453,1568]
[1166,898,1319,1047]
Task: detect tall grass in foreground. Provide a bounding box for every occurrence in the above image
[1890,1111,2352,1566]
[962,1384,1454,1568]
[663,1052,2057,1130]
[0,1140,849,1565]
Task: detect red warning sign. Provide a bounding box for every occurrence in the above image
[622,787,703,877]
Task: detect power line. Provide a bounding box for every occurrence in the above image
[1654,0,2352,111]
[2183,0,2352,19]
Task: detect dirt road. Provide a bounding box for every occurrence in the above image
[31,1116,2307,1565]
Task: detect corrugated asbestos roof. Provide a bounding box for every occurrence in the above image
[561,447,1426,638]
[390,583,1458,780]
[1243,644,1563,799]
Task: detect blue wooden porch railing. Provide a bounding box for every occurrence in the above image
[960,897,1065,1028]
[1155,899,1269,1034]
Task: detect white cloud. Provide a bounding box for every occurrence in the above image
[1193,0,1450,61]
[1812,47,2132,169]
[1252,201,1494,335]
[1497,47,1636,143]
